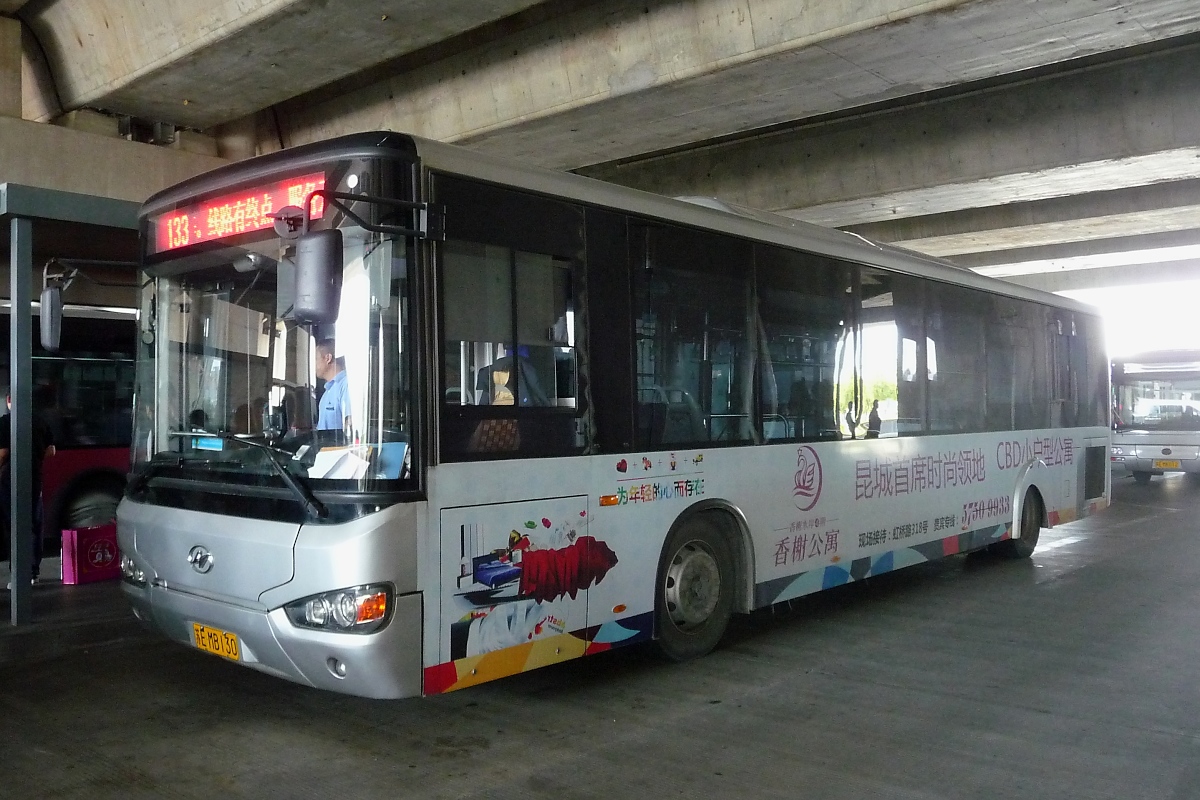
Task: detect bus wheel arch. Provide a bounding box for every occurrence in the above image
[652,502,749,662]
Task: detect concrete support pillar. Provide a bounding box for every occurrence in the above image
[0,17,20,118]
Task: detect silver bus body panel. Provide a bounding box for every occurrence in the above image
[262,500,423,607]
[123,580,423,698]
[118,497,425,698]
[119,499,299,605]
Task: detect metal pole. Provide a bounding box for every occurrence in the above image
[9,215,32,624]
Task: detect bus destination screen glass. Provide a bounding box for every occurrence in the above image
[146,172,326,255]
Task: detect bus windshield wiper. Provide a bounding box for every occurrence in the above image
[168,431,327,519]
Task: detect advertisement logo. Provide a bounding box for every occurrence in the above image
[792,445,823,511]
[87,539,116,568]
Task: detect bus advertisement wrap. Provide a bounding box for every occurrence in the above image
[120,132,1110,699]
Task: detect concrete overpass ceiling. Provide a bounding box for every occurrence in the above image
[9,0,1200,317]
[271,0,1200,169]
[15,0,549,128]
[579,40,1200,219]
[11,0,1199,157]
[936,227,1200,294]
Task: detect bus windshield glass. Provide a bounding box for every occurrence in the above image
[1113,364,1200,431]
[132,224,414,495]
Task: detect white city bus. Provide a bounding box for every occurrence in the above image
[1110,350,1200,483]
[119,132,1110,699]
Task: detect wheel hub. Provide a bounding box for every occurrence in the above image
[664,541,721,630]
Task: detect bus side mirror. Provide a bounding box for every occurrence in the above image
[40,284,63,352]
[292,229,343,324]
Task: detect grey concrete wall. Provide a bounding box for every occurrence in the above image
[0,116,226,202]
[0,17,19,118]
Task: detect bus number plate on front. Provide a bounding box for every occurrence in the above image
[1154,459,1181,469]
[192,623,240,661]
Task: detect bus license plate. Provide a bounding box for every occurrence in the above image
[192,622,241,661]
[1154,459,1181,469]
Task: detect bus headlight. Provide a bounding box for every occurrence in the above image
[120,554,147,586]
[284,584,392,634]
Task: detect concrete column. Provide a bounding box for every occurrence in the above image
[0,17,20,118]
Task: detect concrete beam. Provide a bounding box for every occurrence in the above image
[947,228,1200,270]
[580,41,1200,223]
[846,179,1200,256]
[0,116,226,203]
[19,0,546,129]
[273,0,1200,169]
[0,17,19,118]
[1004,259,1200,294]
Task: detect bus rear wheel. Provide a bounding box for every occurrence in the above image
[992,492,1042,559]
[1132,471,1153,485]
[654,515,734,662]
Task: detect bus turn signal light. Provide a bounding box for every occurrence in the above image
[357,591,388,624]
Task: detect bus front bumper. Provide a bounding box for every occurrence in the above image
[123,582,423,699]
[1112,455,1200,475]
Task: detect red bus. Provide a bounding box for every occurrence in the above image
[2,308,135,549]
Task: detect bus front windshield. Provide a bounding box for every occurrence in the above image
[1114,377,1200,431]
[132,225,414,496]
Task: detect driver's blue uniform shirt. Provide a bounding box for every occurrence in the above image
[317,370,349,430]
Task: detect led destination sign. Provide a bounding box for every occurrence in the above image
[149,172,326,254]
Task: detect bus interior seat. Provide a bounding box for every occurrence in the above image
[639,386,707,444]
[763,414,791,441]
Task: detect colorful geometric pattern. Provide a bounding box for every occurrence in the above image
[425,632,588,694]
[424,612,654,695]
[754,522,1011,607]
[424,499,1103,695]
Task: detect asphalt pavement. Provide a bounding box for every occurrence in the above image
[2,473,1199,799]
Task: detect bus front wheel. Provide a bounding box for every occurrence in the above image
[654,515,734,662]
[992,492,1042,559]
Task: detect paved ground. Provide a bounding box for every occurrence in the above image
[2,474,1198,799]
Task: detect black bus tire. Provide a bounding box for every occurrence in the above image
[1132,471,1153,485]
[992,492,1042,560]
[654,514,735,662]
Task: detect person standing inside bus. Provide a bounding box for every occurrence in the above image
[315,339,351,435]
[0,388,56,586]
[866,400,882,439]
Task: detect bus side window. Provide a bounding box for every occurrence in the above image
[632,223,754,449]
[435,174,586,461]
[757,245,848,442]
[925,282,988,434]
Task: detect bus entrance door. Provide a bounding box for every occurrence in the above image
[439,495,593,685]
